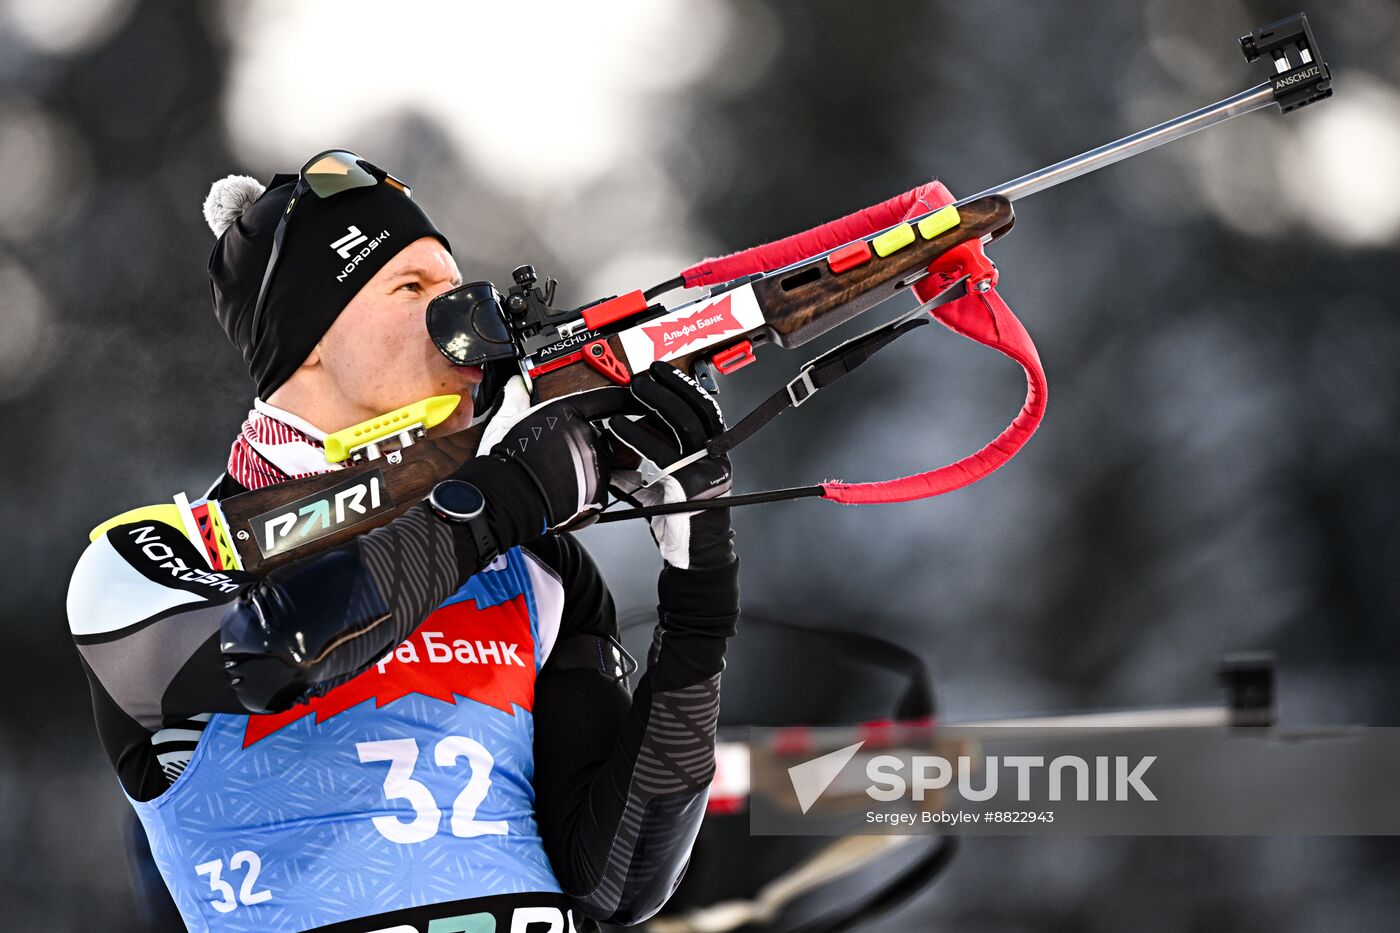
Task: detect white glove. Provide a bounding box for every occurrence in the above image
[477,375,537,455]
[609,363,733,570]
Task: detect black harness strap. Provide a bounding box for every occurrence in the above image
[597,313,929,523]
[545,633,637,681]
[710,314,928,457]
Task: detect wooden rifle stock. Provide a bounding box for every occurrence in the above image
[221,362,612,574]
[220,197,1014,574]
[752,195,1012,348]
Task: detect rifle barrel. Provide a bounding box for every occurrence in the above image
[965,81,1277,205]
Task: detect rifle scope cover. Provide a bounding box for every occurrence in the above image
[426,281,517,368]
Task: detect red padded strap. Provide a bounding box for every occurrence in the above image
[680,181,955,288]
[819,286,1046,504]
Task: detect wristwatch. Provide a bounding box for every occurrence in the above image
[428,479,499,565]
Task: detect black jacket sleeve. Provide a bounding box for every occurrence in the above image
[68,459,545,801]
[526,529,739,925]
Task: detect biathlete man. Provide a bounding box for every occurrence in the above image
[67,151,740,932]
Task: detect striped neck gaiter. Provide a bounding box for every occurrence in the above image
[226,401,339,490]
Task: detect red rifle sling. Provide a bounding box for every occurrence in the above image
[679,180,955,288]
[820,283,1046,505]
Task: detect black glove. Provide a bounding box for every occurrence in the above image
[457,378,633,535]
[609,362,734,570]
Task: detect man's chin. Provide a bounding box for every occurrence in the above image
[432,401,479,441]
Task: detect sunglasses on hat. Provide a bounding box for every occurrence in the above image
[248,149,411,344]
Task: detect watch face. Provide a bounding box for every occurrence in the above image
[432,480,485,521]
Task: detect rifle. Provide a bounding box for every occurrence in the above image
[153,14,1330,575]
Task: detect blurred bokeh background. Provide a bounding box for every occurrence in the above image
[3,0,1398,929]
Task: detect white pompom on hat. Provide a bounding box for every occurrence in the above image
[203,174,267,237]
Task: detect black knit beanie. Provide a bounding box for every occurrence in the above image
[204,164,450,399]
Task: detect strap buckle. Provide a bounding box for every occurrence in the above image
[632,448,708,490]
[786,369,817,407]
[545,633,637,682]
[607,634,639,681]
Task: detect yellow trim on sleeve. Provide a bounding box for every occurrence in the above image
[89,504,187,543]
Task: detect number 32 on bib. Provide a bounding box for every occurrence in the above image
[357,735,508,844]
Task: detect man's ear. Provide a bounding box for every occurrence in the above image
[302,343,323,369]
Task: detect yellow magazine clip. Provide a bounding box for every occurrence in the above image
[323,394,461,465]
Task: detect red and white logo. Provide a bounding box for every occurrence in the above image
[618,285,761,369]
[642,294,743,357]
[241,595,536,746]
[618,285,764,370]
